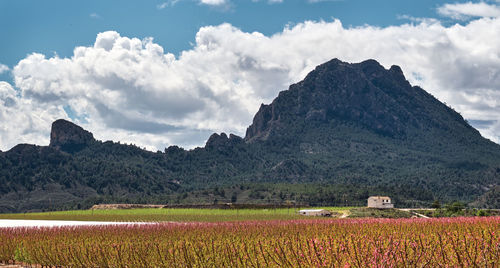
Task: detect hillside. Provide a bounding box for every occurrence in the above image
[1,59,499,212]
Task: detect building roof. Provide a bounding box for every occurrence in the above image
[368,196,391,199]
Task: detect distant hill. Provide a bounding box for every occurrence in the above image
[1,59,499,212]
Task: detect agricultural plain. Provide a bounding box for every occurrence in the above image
[1,217,498,267]
[0,207,353,222]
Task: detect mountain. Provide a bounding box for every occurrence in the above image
[49,119,95,152]
[246,59,477,142]
[1,58,499,212]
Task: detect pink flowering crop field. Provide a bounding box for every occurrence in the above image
[1,217,498,267]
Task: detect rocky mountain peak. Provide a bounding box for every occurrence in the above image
[49,119,94,152]
[245,58,474,143]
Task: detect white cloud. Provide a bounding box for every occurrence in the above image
[251,0,283,3]
[0,82,66,150]
[397,14,440,24]
[7,17,500,151]
[438,2,500,20]
[0,64,8,74]
[157,2,169,9]
[200,0,227,6]
[308,0,342,3]
[157,0,180,9]
[158,0,226,8]
[89,13,101,19]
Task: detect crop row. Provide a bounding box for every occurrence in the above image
[0,217,498,267]
[0,207,351,222]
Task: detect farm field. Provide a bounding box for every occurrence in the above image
[0,207,353,222]
[1,217,498,267]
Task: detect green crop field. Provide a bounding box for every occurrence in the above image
[0,207,353,222]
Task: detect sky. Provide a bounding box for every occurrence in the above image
[1,0,500,151]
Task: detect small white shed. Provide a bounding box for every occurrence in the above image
[298,209,332,217]
[367,196,394,209]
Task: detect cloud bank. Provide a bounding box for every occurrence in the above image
[2,16,500,151]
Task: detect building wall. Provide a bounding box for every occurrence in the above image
[368,197,394,209]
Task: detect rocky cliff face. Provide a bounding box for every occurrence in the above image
[205,133,243,150]
[245,59,476,142]
[49,119,94,152]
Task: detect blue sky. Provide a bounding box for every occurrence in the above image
[0,0,462,71]
[1,0,500,150]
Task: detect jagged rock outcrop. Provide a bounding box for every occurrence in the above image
[205,133,243,150]
[49,119,95,152]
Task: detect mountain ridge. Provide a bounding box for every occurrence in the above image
[1,58,498,212]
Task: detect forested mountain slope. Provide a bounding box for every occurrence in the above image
[1,59,499,212]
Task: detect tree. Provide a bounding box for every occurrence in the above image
[431,200,441,209]
[445,201,465,213]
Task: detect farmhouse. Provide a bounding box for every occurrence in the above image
[298,209,332,217]
[367,196,394,209]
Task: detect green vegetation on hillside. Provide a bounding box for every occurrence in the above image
[0,59,499,212]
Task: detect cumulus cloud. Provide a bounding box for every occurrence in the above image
[6,16,500,151]
[0,64,8,74]
[0,82,66,150]
[438,1,500,20]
